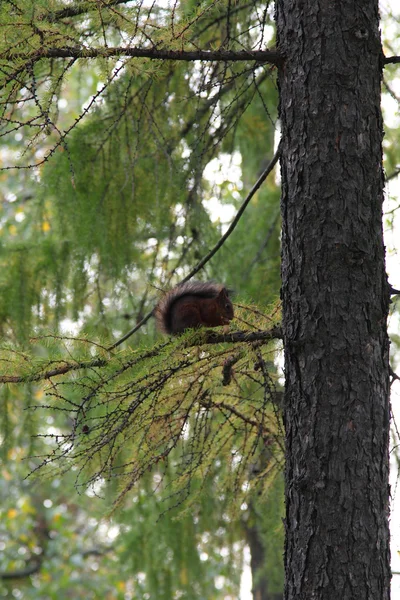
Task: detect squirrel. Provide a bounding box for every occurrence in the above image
[154,281,234,335]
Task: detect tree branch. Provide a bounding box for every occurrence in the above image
[201,327,282,344]
[383,55,400,65]
[41,0,131,22]
[0,358,107,384]
[0,328,281,385]
[0,560,42,580]
[107,141,282,349]
[1,46,283,66]
[386,167,400,181]
[0,499,49,581]
[390,366,400,385]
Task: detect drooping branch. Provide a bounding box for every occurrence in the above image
[178,142,281,284]
[1,46,283,67]
[27,315,283,508]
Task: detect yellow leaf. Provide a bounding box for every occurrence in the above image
[19,498,35,514]
[7,508,18,519]
[42,221,51,232]
[8,447,25,460]
[2,469,11,481]
[180,567,188,585]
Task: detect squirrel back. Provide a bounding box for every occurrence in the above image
[155,281,234,335]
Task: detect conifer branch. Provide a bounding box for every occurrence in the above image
[0,327,281,384]
[41,0,131,22]
[202,327,283,344]
[27,321,283,506]
[108,142,282,349]
[0,358,107,384]
[1,46,282,66]
[198,396,277,440]
[384,55,400,65]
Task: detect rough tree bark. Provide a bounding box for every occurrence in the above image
[276,1,391,599]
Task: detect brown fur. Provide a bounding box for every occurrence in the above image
[154,281,234,335]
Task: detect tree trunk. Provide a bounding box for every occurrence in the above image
[275,1,391,599]
[246,516,283,600]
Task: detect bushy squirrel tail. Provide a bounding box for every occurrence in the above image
[154,281,228,334]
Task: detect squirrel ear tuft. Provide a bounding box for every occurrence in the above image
[220,287,234,298]
[217,286,233,299]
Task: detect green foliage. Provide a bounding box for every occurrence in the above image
[9,0,400,598]
[0,0,282,348]
[0,302,282,505]
[0,465,132,599]
[118,471,245,600]
[0,303,283,599]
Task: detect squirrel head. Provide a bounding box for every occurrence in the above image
[215,287,234,323]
